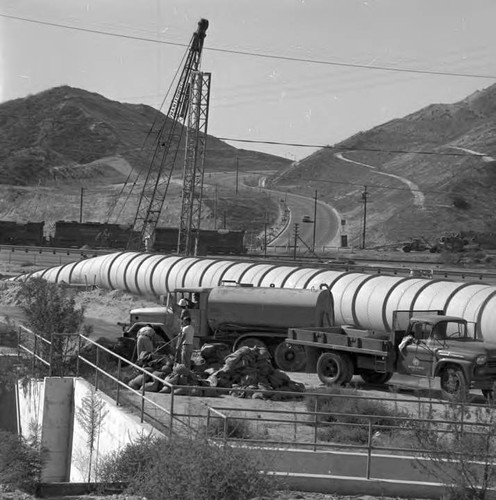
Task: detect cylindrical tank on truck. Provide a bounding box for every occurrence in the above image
[171,283,334,371]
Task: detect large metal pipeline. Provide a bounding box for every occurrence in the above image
[15,251,496,342]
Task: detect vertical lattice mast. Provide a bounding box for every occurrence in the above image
[127,19,209,251]
[177,71,211,255]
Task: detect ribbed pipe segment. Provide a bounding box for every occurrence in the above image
[17,252,496,342]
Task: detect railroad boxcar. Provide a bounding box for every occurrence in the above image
[198,229,246,255]
[51,221,133,249]
[0,221,45,246]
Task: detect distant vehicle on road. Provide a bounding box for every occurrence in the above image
[302,215,312,223]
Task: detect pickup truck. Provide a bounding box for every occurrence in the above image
[286,310,496,400]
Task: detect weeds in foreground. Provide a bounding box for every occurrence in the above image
[99,433,278,500]
[305,385,409,445]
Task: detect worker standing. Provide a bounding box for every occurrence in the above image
[177,317,195,368]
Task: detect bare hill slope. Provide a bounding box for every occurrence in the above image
[0,87,290,241]
[0,86,290,186]
[270,84,496,247]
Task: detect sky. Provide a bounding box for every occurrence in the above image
[2,0,496,161]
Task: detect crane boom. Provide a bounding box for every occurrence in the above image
[127,18,209,251]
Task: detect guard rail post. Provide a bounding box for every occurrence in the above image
[116,358,122,406]
[313,398,318,452]
[32,329,37,373]
[76,334,82,377]
[223,416,229,447]
[48,333,54,377]
[94,347,100,391]
[140,377,146,423]
[169,387,175,438]
[366,418,373,479]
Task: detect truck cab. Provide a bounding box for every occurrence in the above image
[396,314,496,399]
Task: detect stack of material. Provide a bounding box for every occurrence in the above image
[206,346,305,400]
[126,344,305,400]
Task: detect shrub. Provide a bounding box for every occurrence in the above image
[414,402,496,500]
[0,431,46,493]
[304,386,409,444]
[99,434,278,500]
[203,416,253,440]
[453,195,470,210]
[15,277,87,375]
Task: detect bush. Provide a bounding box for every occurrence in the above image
[15,278,87,375]
[0,431,46,493]
[203,416,253,440]
[304,386,408,444]
[99,434,278,500]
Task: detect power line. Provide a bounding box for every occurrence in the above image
[0,103,489,158]
[216,137,480,157]
[2,12,496,80]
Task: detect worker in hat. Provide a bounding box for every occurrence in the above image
[178,298,191,321]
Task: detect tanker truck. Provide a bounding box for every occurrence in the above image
[121,281,334,371]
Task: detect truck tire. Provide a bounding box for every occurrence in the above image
[235,337,269,352]
[440,365,468,400]
[317,352,353,386]
[359,370,393,385]
[273,342,306,372]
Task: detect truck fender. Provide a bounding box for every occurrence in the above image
[434,358,473,382]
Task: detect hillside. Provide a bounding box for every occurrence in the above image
[0,86,290,185]
[269,84,496,248]
[0,86,291,241]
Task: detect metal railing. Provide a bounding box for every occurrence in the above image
[16,324,496,484]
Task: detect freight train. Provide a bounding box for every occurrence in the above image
[0,220,246,255]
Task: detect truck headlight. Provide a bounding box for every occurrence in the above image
[476,355,487,366]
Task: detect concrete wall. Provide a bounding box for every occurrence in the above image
[71,378,163,482]
[17,377,163,483]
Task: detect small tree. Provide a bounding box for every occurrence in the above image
[16,278,86,375]
[75,388,109,482]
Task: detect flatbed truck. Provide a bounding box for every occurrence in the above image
[286,310,496,400]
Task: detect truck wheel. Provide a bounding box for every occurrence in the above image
[235,337,268,352]
[440,366,468,400]
[274,342,306,372]
[317,352,353,386]
[359,370,393,385]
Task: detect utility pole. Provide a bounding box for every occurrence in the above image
[214,186,218,230]
[235,156,239,194]
[361,186,368,249]
[264,220,268,258]
[293,223,299,260]
[312,190,317,252]
[79,187,84,223]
